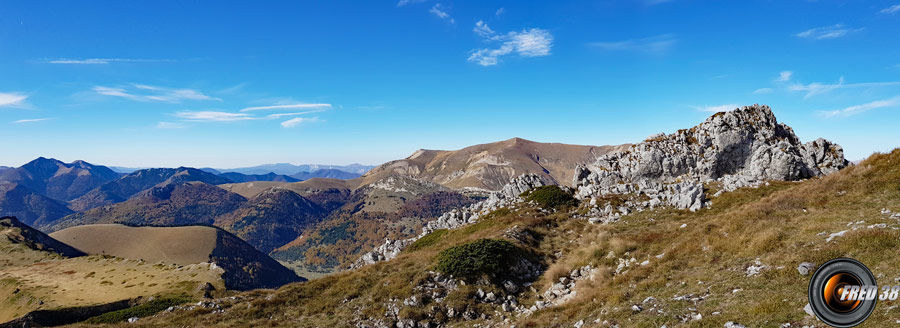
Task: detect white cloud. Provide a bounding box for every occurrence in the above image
[156,121,188,129]
[693,104,739,112]
[397,0,427,6]
[468,21,553,66]
[495,7,505,16]
[429,4,454,23]
[174,111,254,122]
[47,58,172,64]
[820,96,900,118]
[474,20,496,39]
[788,77,900,98]
[753,88,774,94]
[264,110,325,119]
[795,24,862,40]
[240,103,331,112]
[93,84,220,103]
[776,71,793,82]
[13,118,51,123]
[281,116,320,128]
[587,34,677,55]
[0,92,28,108]
[880,4,900,14]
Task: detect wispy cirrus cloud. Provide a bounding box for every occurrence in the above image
[174,111,254,122]
[692,104,739,112]
[46,58,173,64]
[776,71,793,82]
[753,88,774,94]
[788,77,900,98]
[820,96,900,118]
[397,0,427,7]
[170,100,328,127]
[474,20,496,39]
[240,103,331,112]
[795,24,862,40]
[429,4,454,23]
[13,118,51,123]
[156,121,189,129]
[264,110,326,119]
[468,21,553,66]
[0,92,28,108]
[93,84,220,103]
[587,34,677,55]
[281,116,320,128]
[879,4,900,14]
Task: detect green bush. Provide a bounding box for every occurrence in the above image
[521,185,578,210]
[406,229,448,252]
[435,239,520,282]
[83,297,191,324]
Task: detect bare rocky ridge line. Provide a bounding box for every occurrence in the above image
[355,104,849,269]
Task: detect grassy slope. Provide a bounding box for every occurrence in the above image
[50,224,219,265]
[134,149,900,327]
[0,242,222,323]
[48,224,303,291]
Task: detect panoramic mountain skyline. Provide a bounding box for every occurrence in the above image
[2,1,899,168]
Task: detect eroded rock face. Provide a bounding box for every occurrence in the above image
[574,105,848,211]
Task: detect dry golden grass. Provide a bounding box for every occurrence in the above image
[131,149,900,327]
[0,246,222,323]
[50,224,219,265]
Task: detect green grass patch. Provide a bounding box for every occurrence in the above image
[406,229,448,252]
[521,185,578,210]
[83,297,192,324]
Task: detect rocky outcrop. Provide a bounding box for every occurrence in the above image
[421,173,545,235]
[574,105,848,216]
[530,265,598,312]
[352,238,414,268]
[351,174,545,269]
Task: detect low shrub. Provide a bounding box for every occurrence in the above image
[521,185,578,210]
[435,239,520,282]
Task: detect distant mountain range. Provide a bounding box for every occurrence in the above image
[217,163,376,175]
[0,157,120,201]
[111,163,376,176]
[0,138,626,277]
[68,167,233,212]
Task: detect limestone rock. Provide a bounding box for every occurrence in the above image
[797,262,816,275]
[574,105,848,211]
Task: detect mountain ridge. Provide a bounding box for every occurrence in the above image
[0,157,120,201]
[359,137,628,191]
[68,167,233,212]
[45,181,248,232]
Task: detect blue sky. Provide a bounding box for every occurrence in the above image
[1,1,899,167]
